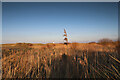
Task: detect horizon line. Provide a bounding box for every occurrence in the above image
[1,40,118,44]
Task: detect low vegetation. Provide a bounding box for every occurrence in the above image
[1,39,120,79]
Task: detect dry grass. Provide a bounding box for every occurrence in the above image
[1,42,120,79]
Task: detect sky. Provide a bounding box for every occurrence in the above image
[2,2,118,43]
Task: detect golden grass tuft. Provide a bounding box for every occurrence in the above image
[2,42,120,78]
